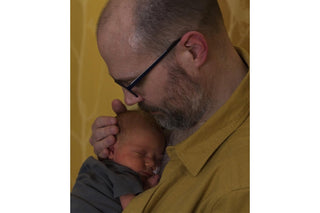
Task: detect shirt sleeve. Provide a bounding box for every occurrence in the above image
[71,157,143,213]
[103,159,144,198]
[211,187,249,212]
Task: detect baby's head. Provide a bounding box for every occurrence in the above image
[108,110,166,184]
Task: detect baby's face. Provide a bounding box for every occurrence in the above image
[110,128,165,184]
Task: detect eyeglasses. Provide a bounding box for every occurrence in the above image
[114,38,181,97]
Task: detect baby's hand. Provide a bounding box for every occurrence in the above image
[144,174,160,190]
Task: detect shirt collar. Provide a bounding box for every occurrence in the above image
[167,48,249,176]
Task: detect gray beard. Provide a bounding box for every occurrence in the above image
[139,65,209,131]
[139,101,198,130]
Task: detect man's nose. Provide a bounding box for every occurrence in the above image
[123,88,143,106]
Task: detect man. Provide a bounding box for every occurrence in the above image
[90,0,249,212]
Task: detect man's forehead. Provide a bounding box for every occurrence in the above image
[98,31,156,82]
[99,37,135,72]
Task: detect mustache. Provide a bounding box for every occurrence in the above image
[138,102,163,113]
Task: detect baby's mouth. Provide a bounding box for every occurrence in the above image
[140,171,153,178]
[140,166,160,180]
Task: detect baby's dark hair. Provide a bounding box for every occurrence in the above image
[116,110,165,144]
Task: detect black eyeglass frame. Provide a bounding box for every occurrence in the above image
[114,38,181,97]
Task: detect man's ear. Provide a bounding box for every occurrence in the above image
[178,31,208,68]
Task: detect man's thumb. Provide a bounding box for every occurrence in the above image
[112,99,127,115]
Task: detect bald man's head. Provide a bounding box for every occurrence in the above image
[97,0,225,55]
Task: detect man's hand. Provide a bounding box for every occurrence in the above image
[89,99,127,159]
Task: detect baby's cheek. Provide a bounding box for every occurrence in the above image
[131,158,146,171]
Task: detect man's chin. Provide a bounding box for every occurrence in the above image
[144,111,171,129]
[154,114,177,130]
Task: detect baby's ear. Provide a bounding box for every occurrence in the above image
[108,144,115,160]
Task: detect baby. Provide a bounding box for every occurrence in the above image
[71,111,165,213]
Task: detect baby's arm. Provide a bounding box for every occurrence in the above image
[144,174,160,190]
[120,174,161,209]
[120,194,135,209]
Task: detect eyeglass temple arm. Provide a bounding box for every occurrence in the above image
[127,38,181,90]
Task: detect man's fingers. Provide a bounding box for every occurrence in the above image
[89,135,95,146]
[97,148,110,159]
[112,99,127,115]
[89,102,125,159]
[93,135,117,158]
[92,116,117,130]
[93,125,119,142]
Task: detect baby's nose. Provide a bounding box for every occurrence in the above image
[145,159,156,170]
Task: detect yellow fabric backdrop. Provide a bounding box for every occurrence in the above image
[70,0,249,190]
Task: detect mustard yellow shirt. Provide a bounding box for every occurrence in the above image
[125,50,249,213]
